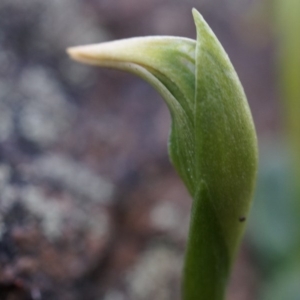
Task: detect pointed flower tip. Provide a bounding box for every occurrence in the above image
[67,39,150,66]
[191,8,198,17]
[191,8,211,34]
[67,45,98,65]
[67,43,117,66]
[192,8,202,22]
[66,47,78,59]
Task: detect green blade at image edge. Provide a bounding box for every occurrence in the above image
[67,9,258,300]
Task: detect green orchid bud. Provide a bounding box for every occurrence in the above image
[67,9,257,300]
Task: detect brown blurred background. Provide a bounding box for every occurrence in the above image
[0,0,299,300]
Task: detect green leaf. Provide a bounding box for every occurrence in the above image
[67,8,257,300]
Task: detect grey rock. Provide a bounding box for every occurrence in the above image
[126,245,182,300]
[26,153,114,204]
[18,67,76,147]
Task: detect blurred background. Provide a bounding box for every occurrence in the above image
[0,0,299,299]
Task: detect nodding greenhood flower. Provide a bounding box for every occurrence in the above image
[68,9,257,300]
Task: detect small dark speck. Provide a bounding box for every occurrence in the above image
[239,217,246,222]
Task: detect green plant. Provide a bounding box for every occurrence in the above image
[67,9,257,300]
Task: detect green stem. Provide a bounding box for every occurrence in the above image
[183,181,229,300]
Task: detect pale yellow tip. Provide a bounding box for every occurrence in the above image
[66,46,90,63]
[66,42,123,66]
